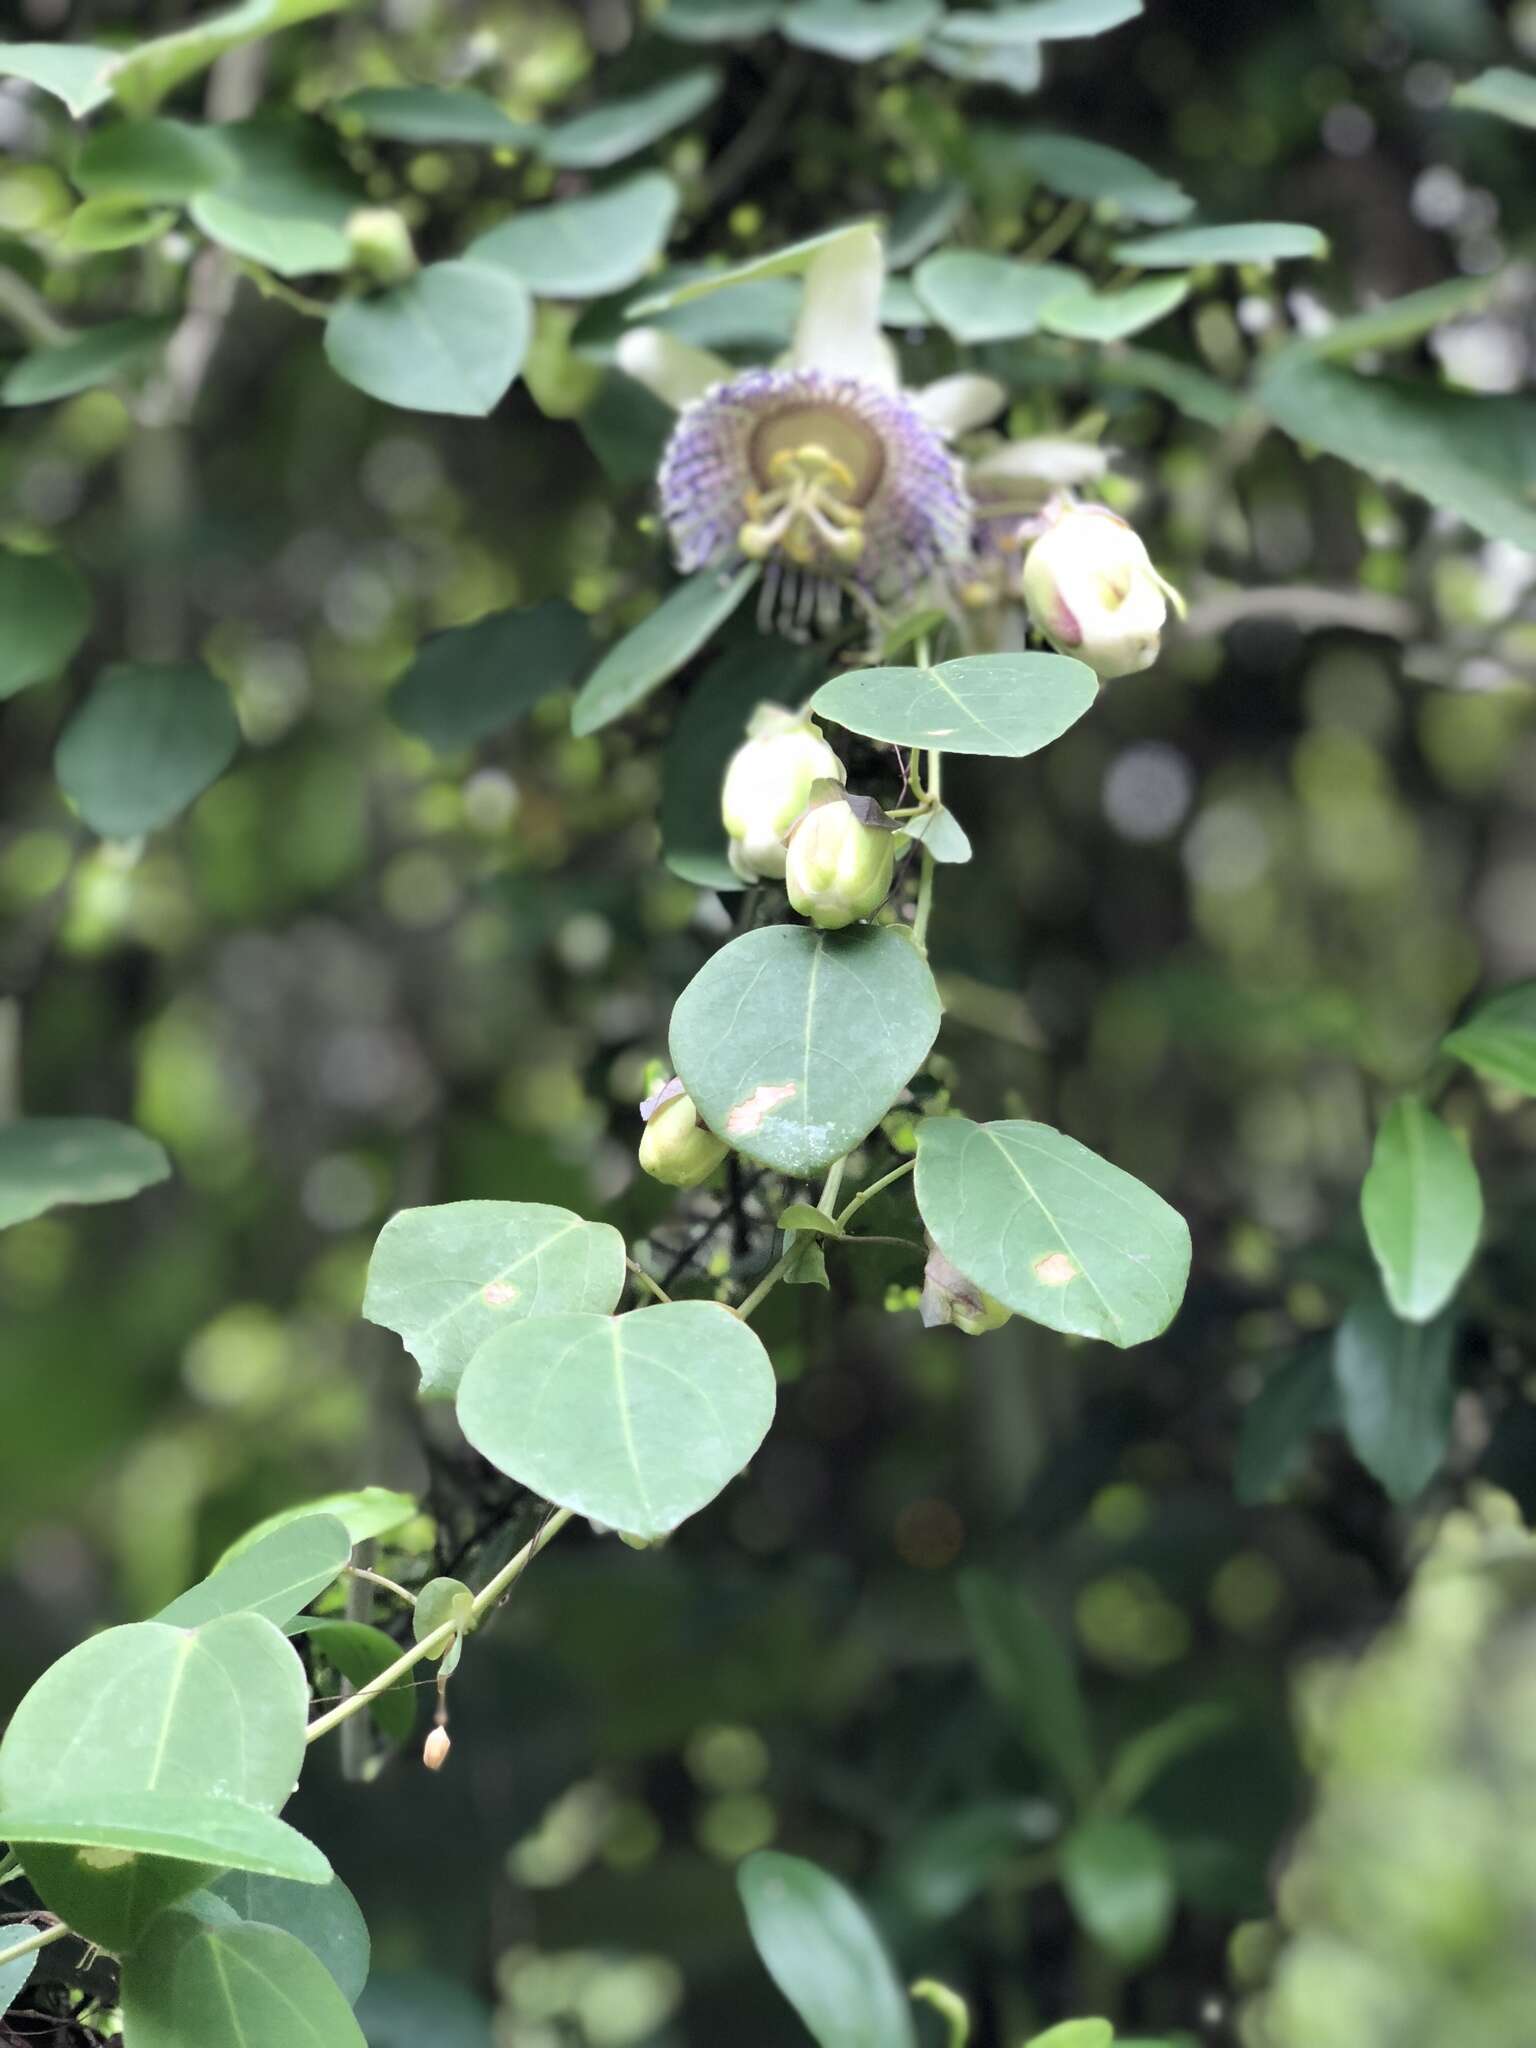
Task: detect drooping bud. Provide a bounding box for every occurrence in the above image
[346,207,419,287]
[423,1726,452,1771]
[921,1245,1013,1336]
[721,703,845,882]
[1020,504,1183,682]
[638,1076,728,1189]
[783,784,897,931]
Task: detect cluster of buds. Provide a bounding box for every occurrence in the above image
[1019,502,1185,683]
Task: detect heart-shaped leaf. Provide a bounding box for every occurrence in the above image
[470,172,679,299]
[916,1116,1190,1347]
[122,1911,366,2047]
[0,1117,170,1229]
[812,651,1097,757]
[325,260,532,416]
[391,600,592,750]
[457,1302,776,1538]
[671,925,943,1177]
[55,661,240,838]
[363,1199,627,1399]
[155,1514,352,1629]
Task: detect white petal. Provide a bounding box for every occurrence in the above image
[615,327,730,410]
[970,438,1112,488]
[915,373,1007,437]
[790,224,898,388]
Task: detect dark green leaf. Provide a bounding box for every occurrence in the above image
[2,316,175,406]
[391,600,592,750]
[55,660,240,838]
[670,924,943,1177]
[333,85,538,147]
[1233,1346,1337,1505]
[1101,1703,1235,1811]
[738,1850,917,2048]
[457,1302,776,1538]
[542,69,720,169]
[959,1568,1096,1803]
[294,1620,416,1743]
[61,196,176,249]
[324,260,531,416]
[882,1802,1032,1920]
[0,548,91,698]
[75,117,236,201]
[189,116,359,276]
[1333,1294,1456,1501]
[571,567,758,736]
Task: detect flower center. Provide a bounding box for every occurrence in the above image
[737,408,885,569]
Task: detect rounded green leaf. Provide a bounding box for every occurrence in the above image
[570,566,759,736]
[122,1911,366,2047]
[2,316,176,406]
[207,1871,370,2005]
[188,116,359,277]
[391,600,593,750]
[1112,221,1326,267]
[294,1620,417,1743]
[915,1117,1191,1347]
[781,0,940,60]
[363,1198,627,1400]
[55,660,240,838]
[0,41,116,117]
[660,638,825,888]
[1360,1099,1482,1324]
[457,1302,776,1539]
[0,1116,170,1229]
[1333,1293,1456,1502]
[75,117,236,201]
[542,69,720,169]
[413,1575,474,1652]
[1011,132,1191,224]
[324,260,531,417]
[108,0,354,119]
[1060,1815,1175,1965]
[737,1850,917,2048]
[1442,981,1536,1096]
[812,651,1097,757]
[15,1842,222,1957]
[333,85,538,147]
[914,251,1084,343]
[936,0,1141,40]
[1040,275,1190,342]
[155,1513,353,1629]
[218,1487,418,1566]
[671,925,943,1177]
[470,172,679,299]
[0,547,91,698]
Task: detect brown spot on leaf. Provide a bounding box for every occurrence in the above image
[1034,1252,1078,1287]
[482,1280,519,1307]
[725,1081,798,1136]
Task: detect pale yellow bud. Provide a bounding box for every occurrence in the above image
[638,1078,729,1189]
[721,704,845,881]
[1021,505,1182,682]
[783,790,896,930]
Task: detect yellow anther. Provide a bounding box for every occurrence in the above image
[738,522,778,559]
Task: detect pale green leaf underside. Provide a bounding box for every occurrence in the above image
[470,171,679,298]
[0,1117,170,1229]
[738,1850,918,2048]
[1332,1294,1455,1502]
[1112,220,1326,266]
[1453,66,1536,129]
[671,924,943,1177]
[122,1911,366,2047]
[1360,1098,1482,1323]
[155,1513,353,1629]
[915,1116,1190,1347]
[217,1486,417,1567]
[812,651,1097,756]
[3,1797,330,1881]
[1442,981,1536,1096]
[363,1198,627,1398]
[0,41,115,115]
[457,1302,776,1538]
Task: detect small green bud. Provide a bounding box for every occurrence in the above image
[638,1077,728,1189]
[721,703,845,882]
[1021,504,1183,682]
[346,206,419,286]
[783,786,896,930]
[921,1246,1012,1336]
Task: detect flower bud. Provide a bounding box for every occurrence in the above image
[921,1246,1012,1336]
[346,207,418,287]
[638,1076,728,1189]
[423,1725,452,1771]
[721,704,845,882]
[1021,505,1182,682]
[784,787,896,931]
